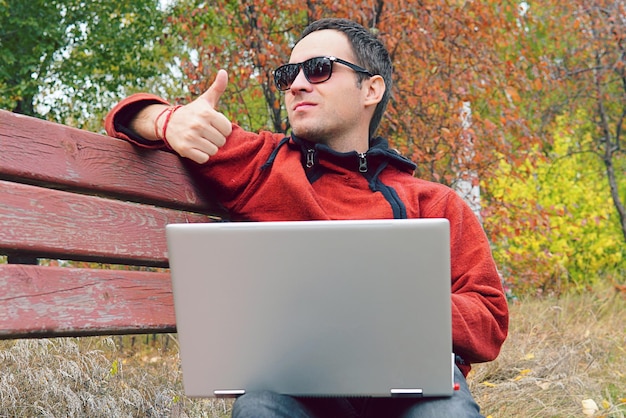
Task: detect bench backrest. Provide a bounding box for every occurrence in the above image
[0,110,223,339]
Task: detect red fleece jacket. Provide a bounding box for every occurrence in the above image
[105,94,509,376]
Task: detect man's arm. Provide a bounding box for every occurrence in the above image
[105,70,233,164]
[442,193,509,375]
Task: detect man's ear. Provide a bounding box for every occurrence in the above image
[363,75,385,106]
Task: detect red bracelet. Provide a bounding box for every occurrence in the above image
[154,106,172,141]
[162,105,183,150]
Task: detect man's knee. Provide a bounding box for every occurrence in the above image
[398,366,484,418]
[232,391,311,418]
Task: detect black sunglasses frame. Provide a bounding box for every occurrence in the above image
[273,56,374,91]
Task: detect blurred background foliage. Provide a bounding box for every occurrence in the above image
[1,0,624,296]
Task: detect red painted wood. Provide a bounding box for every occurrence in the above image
[0,264,176,339]
[0,180,211,266]
[0,110,224,215]
[0,110,225,338]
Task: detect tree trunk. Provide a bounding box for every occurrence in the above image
[12,95,36,117]
[604,155,626,242]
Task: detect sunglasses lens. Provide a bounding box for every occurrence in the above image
[274,57,334,90]
[303,57,332,84]
[274,64,300,90]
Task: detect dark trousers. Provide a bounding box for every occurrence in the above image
[232,365,484,418]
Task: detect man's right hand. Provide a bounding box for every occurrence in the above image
[133,70,233,164]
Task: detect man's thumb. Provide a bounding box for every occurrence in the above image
[201,69,228,108]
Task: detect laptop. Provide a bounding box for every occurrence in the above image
[166,218,453,398]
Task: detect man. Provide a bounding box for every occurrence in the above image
[106,18,508,418]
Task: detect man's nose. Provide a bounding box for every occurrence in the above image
[289,67,311,91]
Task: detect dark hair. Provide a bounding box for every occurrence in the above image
[299,18,392,139]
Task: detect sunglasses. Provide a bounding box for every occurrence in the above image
[273,56,374,91]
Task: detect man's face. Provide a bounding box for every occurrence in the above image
[285,30,373,153]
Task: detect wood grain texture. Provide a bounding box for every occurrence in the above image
[0,180,212,266]
[0,110,225,215]
[0,111,225,338]
[0,264,175,339]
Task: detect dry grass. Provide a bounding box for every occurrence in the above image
[1,286,624,417]
[471,285,626,417]
[0,336,231,417]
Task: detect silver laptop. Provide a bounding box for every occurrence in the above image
[166,219,453,398]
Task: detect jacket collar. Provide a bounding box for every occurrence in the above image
[288,134,417,173]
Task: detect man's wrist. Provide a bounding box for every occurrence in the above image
[131,103,170,142]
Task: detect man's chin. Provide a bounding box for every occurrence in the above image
[291,126,323,142]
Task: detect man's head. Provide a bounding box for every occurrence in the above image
[277,18,391,151]
[298,18,392,140]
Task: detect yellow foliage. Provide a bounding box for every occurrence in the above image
[484,111,626,294]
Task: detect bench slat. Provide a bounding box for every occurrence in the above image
[0,264,175,339]
[0,110,223,215]
[0,180,212,266]
[0,110,224,339]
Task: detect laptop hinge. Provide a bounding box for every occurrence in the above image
[390,388,424,397]
[214,389,246,398]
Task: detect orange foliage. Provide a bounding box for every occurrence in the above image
[168,1,626,293]
[170,0,542,186]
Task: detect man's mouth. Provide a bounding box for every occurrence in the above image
[293,102,316,111]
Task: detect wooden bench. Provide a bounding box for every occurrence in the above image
[0,110,224,339]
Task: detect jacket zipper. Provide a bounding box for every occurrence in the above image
[306,149,315,168]
[298,141,407,218]
[358,153,368,173]
[306,148,369,175]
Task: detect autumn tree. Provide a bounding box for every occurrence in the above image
[162,0,550,288]
[486,112,625,293]
[166,0,303,132]
[497,1,626,240]
[543,0,626,241]
[169,0,542,182]
[159,1,625,292]
[477,0,626,292]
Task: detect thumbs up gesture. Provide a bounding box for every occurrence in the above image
[157,70,233,164]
